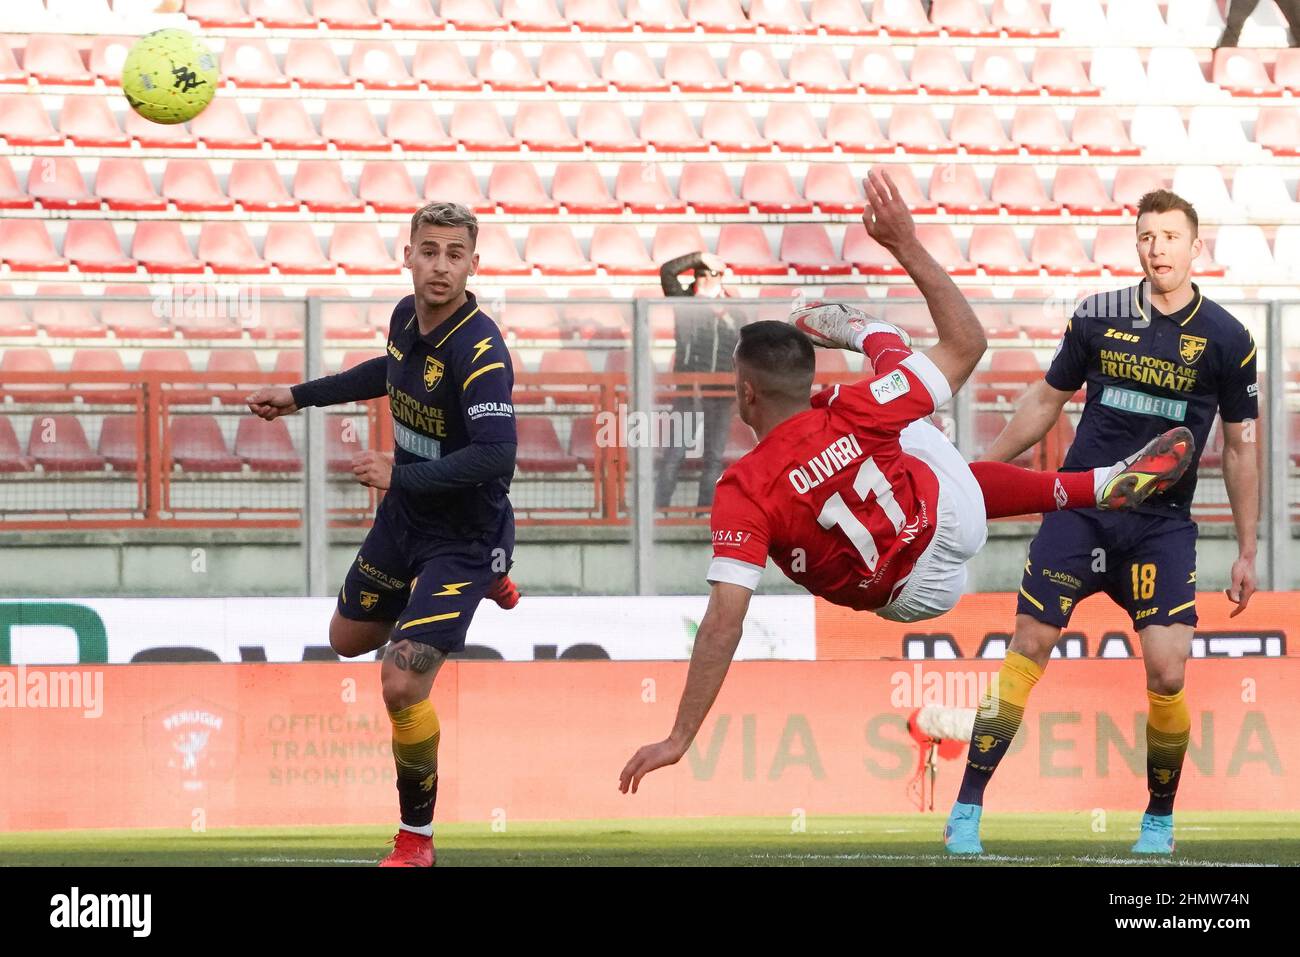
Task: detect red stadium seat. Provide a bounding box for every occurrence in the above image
[969,225,1038,276]
[329,223,400,275]
[191,99,260,150]
[221,38,290,88]
[0,43,24,87]
[538,44,604,93]
[27,156,98,210]
[387,101,456,152]
[265,222,333,275]
[526,224,595,275]
[916,223,975,274]
[602,45,669,93]
[664,44,732,93]
[788,45,856,94]
[804,163,864,214]
[65,220,135,273]
[973,49,1038,95]
[97,415,137,472]
[188,0,256,27]
[849,47,916,94]
[24,35,93,86]
[718,223,785,275]
[0,157,29,209]
[321,100,390,151]
[315,0,382,28]
[1071,106,1140,156]
[742,164,813,213]
[565,0,633,31]
[873,164,937,213]
[701,102,770,152]
[568,416,597,469]
[1,347,54,386]
[59,95,128,148]
[930,0,998,36]
[514,102,581,152]
[442,0,507,29]
[256,100,326,151]
[810,0,876,34]
[357,162,419,214]
[450,102,519,151]
[991,0,1057,37]
[250,0,315,28]
[1032,49,1098,96]
[764,102,832,152]
[1032,225,1101,277]
[652,222,710,262]
[106,305,172,340]
[781,224,850,275]
[826,103,892,153]
[502,303,562,341]
[0,95,62,147]
[679,164,747,213]
[199,222,269,275]
[842,224,905,276]
[871,0,939,34]
[628,0,694,32]
[1053,167,1123,216]
[991,165,1060,215]
[28,415,104,472]
[615,163,686,213]
[576,102,643,151]
[689,0,755,33]
[950,104,1018,155]
[814,349,850,375]
[1277,49,1300,93]
[1012,106,1082,156]
[640,102,707,152]
[350,41,418,91]
[292,160,364,213]
[162,159,233,213]
[125,110,195,150]
[34,300,101,338]
[0,220,67,271]
[424,161,491,213]
[1255,107,1300,157]
[516,418,578,472]
[489,162,559,214]
[591,224,657,275]
[889,104,956,154]
[227,160,297,213]
[412,42,480,92]
[327,413,364,472]
[236,417,302,472]
[1092,225,1143,277]
[476,42,544,92]
[1214,48,1278,96]
[132,222,202,274]
[171,416,243,472]
[206,349,261,380]
[911,47,978,96]
[1112,166,1170,209]
[552,164,621,214]
[503,0,567,30]
[751,0,812,32]
[275,349,306,377]
[726,46,794,93]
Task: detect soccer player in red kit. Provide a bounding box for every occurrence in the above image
[619,170,1193,793]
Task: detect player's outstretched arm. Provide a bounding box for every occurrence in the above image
[245,386,298,421]
[619,582,752,794]
[248,356,388,418]
[1221,420,1259,617]
[863,169,986,395]
[984,379,1074,463]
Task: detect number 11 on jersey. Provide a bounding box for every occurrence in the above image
[816,456,907,572]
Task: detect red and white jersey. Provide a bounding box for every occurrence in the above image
[708,351,952,611]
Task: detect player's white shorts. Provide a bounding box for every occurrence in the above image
[875,419,988,623]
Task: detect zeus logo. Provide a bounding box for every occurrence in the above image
[471,337,493,362]
[434,582,472,596]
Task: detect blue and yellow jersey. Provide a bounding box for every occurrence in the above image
[1046,282,1257,518]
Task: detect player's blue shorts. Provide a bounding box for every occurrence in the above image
[1016,508,1198,631]
[337,499,514,653]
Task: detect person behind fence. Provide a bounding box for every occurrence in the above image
[1218,0,1300,47]
[656,249,741,511]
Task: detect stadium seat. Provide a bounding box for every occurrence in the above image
[1255,107,1300,157]
[929,163,997,215]
[991,165,1059,216]
[590,224,656,275]
[1188,107,1252,160]
[206,349,262,383]
[872,0,940,36]
[516,418,578,472]
[440,0,505,28]
[348,41,418,91]
[0,95,62,147]
[293,160,364,213]
[1213,225,1276,279]
[628,0,694,32]
[726,46,794,93]
[576,102,641,151]
[689,0,755,33]
[94,415,136,472]
[1129,105,1190,153]
[750,0,812,32]
[973,49,1038,96]
[1092,225,1143,277]
[24,34,94,86]
[422,163,487,214]
[1053,167,1123,216]
[187,0,256,27]
[1029,49,1097,98]
[1070,106,1140,156]
[513,102,581,152]
[931,0,998,35]
[969,225,1038,276]
[198,222,270,276]
[451,102,519,151]
[640,102,707,152]
[64,220,135,274]
[502,0,567,30]
[387,101,457,152]
[539,44,605,93]
[1234,166,1299,219]
[842,224,905,276]
[1274,226,1300,279]
[788,45,856,94]
[411,42,480,92]
[0,417,33,471]
[476,42,544,92]
[678,164,746,214]
[105,304,171,340]
[1213,48,1278,96]
[221,38,290,88]
[284,39,351,89]
[264,222,333,275]
[1032,225,1101,277]
[849,47,917,94]
[501,303,563,342]
[916,223,975,274]
[329,223,400,275]
[615,163,686,213]
[911,47,978,96]
[602,45,669,92]
[59,95,129,148]
[764,102,832,152]
[526,224,595,275]
[0,43,23,87]
[317,0,384,28]
[809,0,876,35]
[701,103,770,152]
[565,0,632,31]
[273,349,307,377]
[826,103,892,153]
[321,100,389,151]
[950,104,1017,155]
[255,100,326,151]
[27,156,98,210]
[888,104,956,154]
[38,301,103,338]
[0,220,67,271]
[552,163,621,214]
[0,157,30,209]
[226,160,297,213]
[162,158,233,213]
[1012,106,1081,156]
[804,163,864,214]
[27,415,104,472]
[652,222,709,263]
[567,415,597,469]
[781,224,850,275]
[249,0,316,28]
[1089,46,1147,97]
[357,162,419,214]
[718,223,785,275]
[1277,49,1300,93]
[489,162,559,214]
[474,225,530,276]
[126,110,197,150]
[325,413,365,473]
[1146,48,1210,101]
[1170,166,1237,219]
[171,415,243,472]
[236,416,301,472]
[874,164,937,213]
[742,164,812,213]
[1,347,54,388]
[1112,166,1170,210]
[664,44,732,93]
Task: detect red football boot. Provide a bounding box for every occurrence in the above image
[378,830,435,867]
[486,575,520,610]
[1097,426,1195,510]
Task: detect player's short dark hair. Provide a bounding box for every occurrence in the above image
[411,201,478,248]
[1136,189,1199,238]
[735,320,815,401]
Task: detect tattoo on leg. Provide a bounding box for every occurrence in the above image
[389,639,439,674]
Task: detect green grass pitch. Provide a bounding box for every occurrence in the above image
[2,812,1299,866]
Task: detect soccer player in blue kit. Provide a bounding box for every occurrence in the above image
[944,189,1260,856]
[247,202,519,866]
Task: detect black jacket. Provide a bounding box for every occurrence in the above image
[659,252,739,374]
